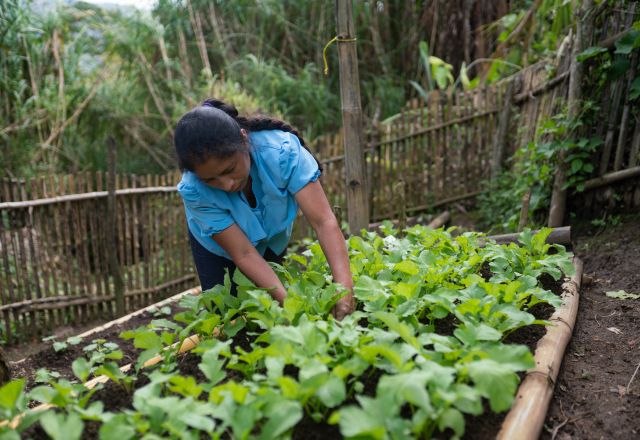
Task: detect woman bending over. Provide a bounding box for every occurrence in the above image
[174,99,355,320]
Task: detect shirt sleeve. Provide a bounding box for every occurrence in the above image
[178,182,234,237]
[279,132,322,194]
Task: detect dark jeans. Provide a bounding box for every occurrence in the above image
[188,231,285,293]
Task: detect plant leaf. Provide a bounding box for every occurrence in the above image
[605,290,640,300]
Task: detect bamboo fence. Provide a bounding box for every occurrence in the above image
[0,171,195,345]
[310,2,639,227]
[2,2,638,345]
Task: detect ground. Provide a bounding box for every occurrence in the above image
[540,213,640,440]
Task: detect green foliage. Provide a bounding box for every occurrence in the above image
[478,101,602,232]
[8,226,576,439]
[228,55,340,140]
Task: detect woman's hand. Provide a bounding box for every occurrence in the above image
[295,181,356,321]
[332,292,356,321]
[212,224,288,304]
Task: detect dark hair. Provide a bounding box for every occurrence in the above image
[174,98,321,172]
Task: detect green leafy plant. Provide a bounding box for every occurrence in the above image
[10,226,575,439]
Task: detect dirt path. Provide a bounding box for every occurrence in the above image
[541,214,640,440]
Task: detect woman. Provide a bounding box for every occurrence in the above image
[174,99,355,320]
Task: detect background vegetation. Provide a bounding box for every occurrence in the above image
[2,0,571,177]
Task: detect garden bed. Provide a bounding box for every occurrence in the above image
[2,226,578,439]
[8,289,196,391]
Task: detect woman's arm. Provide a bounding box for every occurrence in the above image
[295,180,355,320]
[212,224,287,304]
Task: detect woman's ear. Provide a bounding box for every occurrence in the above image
[240,128,248,140]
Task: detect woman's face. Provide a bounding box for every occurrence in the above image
[193,150,251,193]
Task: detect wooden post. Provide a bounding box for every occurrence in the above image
[0,347,9,385]
[491,78,518,180]
[518,188,532,232]
[548,0,593,227]
[107,138,125,316]
[335,0,369,233]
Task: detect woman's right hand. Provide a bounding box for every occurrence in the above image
[332,293,356,321]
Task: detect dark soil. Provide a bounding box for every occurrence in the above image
[8,304,184,390]
[541,214,640,440]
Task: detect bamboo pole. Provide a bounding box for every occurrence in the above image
[107,139,125,317]
[548,1,593,228]
[491,78,517,180]
[629,122,640,168]
[0,186,177,210]
[498,258,583,440]
[613,50,638,171]
[583,166,640,191]
[335,0,370,233]
[486,226,571,246]
[427,211,451,229]
[518,188,532,232]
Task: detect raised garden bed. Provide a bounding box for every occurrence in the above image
[1,225,579,439]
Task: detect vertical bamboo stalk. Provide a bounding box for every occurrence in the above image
[122,175,133,310]
[491,79,517,180]
[142,176,151,305]
[23,178,48,335]
[10,181,34,339]
[153,174,161,300]
[131,176,141,308]
[336,0,370,232]
[86,174,104,320]
[176,26,193,85]
[33,178,51,335]
[159,174,168,299]
[45,176,60,329]
[0,181,17,344]
[629,119,640,168]
[614,51,638,171]
[549,1,593,227]
[13,181,33,340]
[107,139,125,317]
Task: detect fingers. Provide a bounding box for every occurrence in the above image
[333,296,356,321]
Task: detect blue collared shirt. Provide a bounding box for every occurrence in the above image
[177,130,321,259]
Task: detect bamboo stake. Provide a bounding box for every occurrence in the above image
[548,0,593,227]
[486,226,571,246]
[336,0,370,233]
[107,140,125,317]
[498,258,583,440]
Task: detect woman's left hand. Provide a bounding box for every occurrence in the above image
[332,293,356,321]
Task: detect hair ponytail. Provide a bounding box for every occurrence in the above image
[201,99,323,172]
[175,98,323,172]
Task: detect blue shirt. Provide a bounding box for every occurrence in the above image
[177,130,321,259]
